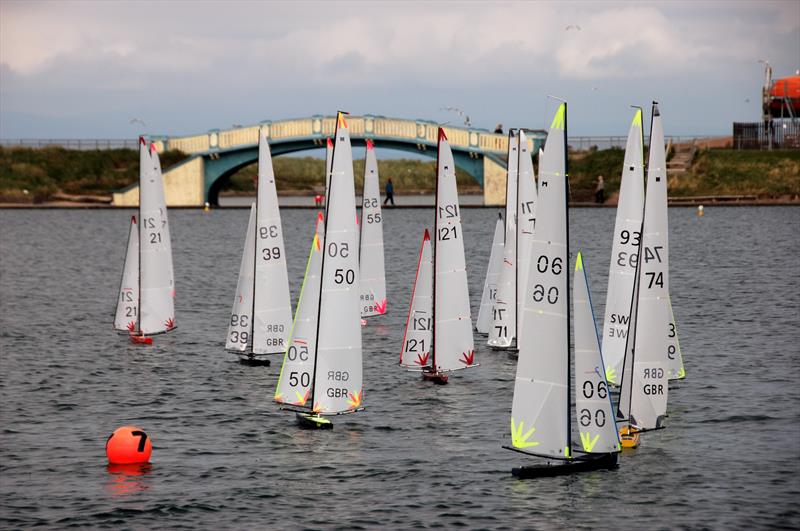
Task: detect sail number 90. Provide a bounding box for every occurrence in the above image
[536,256,563,275]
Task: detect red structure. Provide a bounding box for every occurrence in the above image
[768,75,800,118]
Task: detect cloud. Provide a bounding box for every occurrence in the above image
[0,0,798,137]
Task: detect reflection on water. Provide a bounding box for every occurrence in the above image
[105,463,152,496]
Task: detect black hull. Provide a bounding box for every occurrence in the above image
[238,356,271,367]
[295,412,332,430]
[512,453,618,478]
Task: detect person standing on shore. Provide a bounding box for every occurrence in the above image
[595,174,605,204]
[384,178,395,206]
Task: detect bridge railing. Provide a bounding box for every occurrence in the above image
[0,138,140,150]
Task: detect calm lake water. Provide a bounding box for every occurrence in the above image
[1,206,798,529]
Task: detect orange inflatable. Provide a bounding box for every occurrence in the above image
[106,426,152,464]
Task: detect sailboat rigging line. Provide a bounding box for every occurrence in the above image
[563,102,572,453]
[514,132,521,343]
[431,129,441,371]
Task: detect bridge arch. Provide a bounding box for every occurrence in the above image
[111,115,546,207]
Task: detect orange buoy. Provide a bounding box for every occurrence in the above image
[106,426,152,464]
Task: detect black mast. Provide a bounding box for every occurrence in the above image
[563,102,572,455]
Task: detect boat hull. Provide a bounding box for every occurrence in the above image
[421,370,449,384]
[511,453,618,478]
[237,353,271,367]
[295,412,333,430]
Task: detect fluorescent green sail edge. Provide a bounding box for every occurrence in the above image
[550,103,566,130]
[580,432,600,452]
[575,250,584,271]
[605,365,618,385]
[274,233,319,400]
[632,108,642,127]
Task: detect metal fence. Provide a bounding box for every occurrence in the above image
[0,138,140,150]
[567,135,720,150]
[732,122,800,150]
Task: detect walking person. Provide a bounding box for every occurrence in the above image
[595,174,605,204]
[384,178,395,206]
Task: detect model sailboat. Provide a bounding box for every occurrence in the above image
[475,214,504,334]
[115,137,176,343]
[359,139,387,318]
[425,128,477,383]
[284,112,364,428]
[226,130,292,364]
[601,109,645,385]
[616,103,673,444]
[488,130,538,349]
[506,103,620,477]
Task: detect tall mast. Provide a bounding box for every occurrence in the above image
[136,136,145,334]
[431,129,444,369]
[514,131,522,340]
[563,103,572,452]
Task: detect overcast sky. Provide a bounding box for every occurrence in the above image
[1,0,798,139]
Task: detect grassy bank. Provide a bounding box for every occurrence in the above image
[0,145,797,203]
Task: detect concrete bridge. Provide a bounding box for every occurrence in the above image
[112,115,547,207]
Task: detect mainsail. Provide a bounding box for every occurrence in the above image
[399,229,433,368]
[488,220,516,347]
[114,216,139,332]
[226,205,257,352]
[138,139,175,335]
[275,214,325,406]
[475,215,504,333]
[509,103,570,458]
[252,132,293,355]
[359,140,387,317]
[432,128,475,372]
[573,251,621,454]
[504,130,519,228]
[628,103,670,430]
[311,113,363,414]
[602,109,645,385]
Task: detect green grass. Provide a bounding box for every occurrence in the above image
[0,146,186,202]
[0,145,797,203]
[671,148,800,197]
[226,157,481,195]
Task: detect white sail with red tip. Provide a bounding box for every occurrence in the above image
[114,216,139,331]
[137,138,176,335]
[432,128,476,372]
[400,229,433,368]
[359,139,387,317]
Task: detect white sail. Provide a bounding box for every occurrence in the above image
[275,214,325,406]
[475,215,504,333]
[516,130,538,347]
[487,220,516,347]
[601,109,645,385]
[359,140,387,317]
[138,139,175,335]
[573,251,621,454]
[510,103,569,458]
[505,130,519,227]
[114,216,139,332]
[399,229,433,368]
[226,204,257,352]
[311,113,363,414]
[629,104,669,430]
[433,128,475,372]
[252,132,293,355]
[667,297,685,379]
